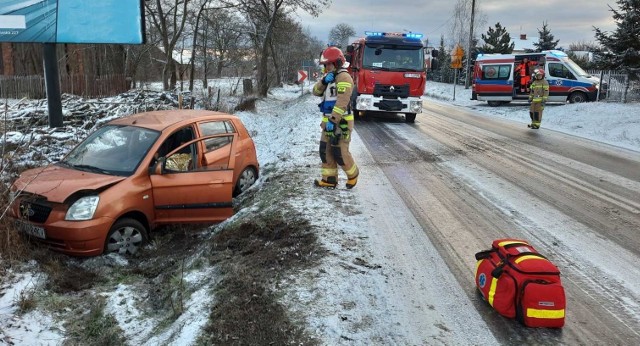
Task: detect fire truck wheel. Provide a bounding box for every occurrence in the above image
[405,113,416,123]
[568,91,587,103]
[487,101,502,107]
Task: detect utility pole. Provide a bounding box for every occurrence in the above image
[464,0,476,89]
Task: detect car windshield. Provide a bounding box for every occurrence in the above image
[563,58,591,78]
[362,44,424,71]
[60,125,160,176]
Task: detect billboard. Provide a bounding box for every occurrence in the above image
[0,0,145,44]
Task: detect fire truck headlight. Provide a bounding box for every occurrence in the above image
[357,97,372,110]
[409,100,423,113]
[404,73,421,79]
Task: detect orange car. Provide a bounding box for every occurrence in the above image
[9,110,259,256]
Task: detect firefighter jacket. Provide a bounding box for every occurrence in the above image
[529,78,550,103]
[313,69,354,131]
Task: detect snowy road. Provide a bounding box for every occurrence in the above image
[353,103,640,344]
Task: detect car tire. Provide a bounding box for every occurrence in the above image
[405,113,416,123]
[568,91,587,103]
[487,101,502,107]
[104,218,147,255]
[234,166,258,196]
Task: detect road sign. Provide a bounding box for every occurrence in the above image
[297,70,308,83]
[451,45,464,69]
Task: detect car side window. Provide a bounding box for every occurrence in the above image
[158,127,197,172]
[199,121,236,152]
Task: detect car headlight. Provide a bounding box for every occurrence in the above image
[357,97,372,109]
[410,100,423,113]
[65,196,100,221]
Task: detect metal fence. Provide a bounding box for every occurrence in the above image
[0,74,129,99]
[587,70,640,103]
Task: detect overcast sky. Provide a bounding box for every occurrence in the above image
[296,0,618,48]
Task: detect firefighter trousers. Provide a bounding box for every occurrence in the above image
[319,131,359,183]
[529,101,544,127]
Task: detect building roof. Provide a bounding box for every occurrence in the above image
[511,33,536,53]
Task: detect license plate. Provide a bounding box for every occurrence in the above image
[15,220,46,239]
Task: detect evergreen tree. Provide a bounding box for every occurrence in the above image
[480,22,514,54]
[433,35,452,82]
[533,21,559,51]
[594,0,640,76]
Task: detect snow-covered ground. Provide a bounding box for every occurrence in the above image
[425,81,640,152]
[0,79,638,345]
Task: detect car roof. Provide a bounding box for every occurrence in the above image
[108,110,238,131]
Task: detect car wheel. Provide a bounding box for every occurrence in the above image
[568,91,587,103]
[487,101,502,107]
[105,218,147,255]
[234,167,258,196]
[405,113,416,123]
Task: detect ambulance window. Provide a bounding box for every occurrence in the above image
[549,63,576,80]
[482,65,511,80]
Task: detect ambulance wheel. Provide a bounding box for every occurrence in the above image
[405,113,416,123]
[487,101,502,107]
[568,91,587,103]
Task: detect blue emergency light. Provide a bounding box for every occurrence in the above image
[365,31,424,39]
[547,50,568,58]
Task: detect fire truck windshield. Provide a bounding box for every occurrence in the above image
[362,45,424,71]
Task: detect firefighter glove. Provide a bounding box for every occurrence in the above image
[325,120,335,132]
[322,72,335,85]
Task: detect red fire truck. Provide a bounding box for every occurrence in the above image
[345,31,437,123]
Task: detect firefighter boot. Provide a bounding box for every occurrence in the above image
[314,176,337,189]
[346,175,358,189]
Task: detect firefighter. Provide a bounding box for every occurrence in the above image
[312,46,359,189]
[516,57,535,93]
[528,68,549,129]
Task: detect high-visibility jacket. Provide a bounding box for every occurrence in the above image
[529,79,549,102]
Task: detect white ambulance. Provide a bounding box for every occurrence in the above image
[471,50,605,106]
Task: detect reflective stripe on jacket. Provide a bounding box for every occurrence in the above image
[529,79,549,102]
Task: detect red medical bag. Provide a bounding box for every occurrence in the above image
[474,239,566,328]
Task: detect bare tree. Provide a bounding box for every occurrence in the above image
[328,23,356,48]
[145,0,192,91]
[448,0,486,49]
[234,0,329,97]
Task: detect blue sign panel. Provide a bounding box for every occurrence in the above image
[0,0,144,44]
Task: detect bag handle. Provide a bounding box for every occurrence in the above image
[475,249,494,260]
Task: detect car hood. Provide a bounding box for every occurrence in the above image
[13,164,126,203]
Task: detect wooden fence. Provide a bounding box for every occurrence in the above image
[0,74,129,99]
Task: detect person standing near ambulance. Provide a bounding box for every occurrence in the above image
[516,57,536,93]
[528,68,549,129]
[312,47,359,189]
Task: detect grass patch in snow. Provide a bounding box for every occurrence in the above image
[198,170,325,345]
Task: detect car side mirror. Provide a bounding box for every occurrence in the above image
[149,157,166,175]
[431,49,439,58]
